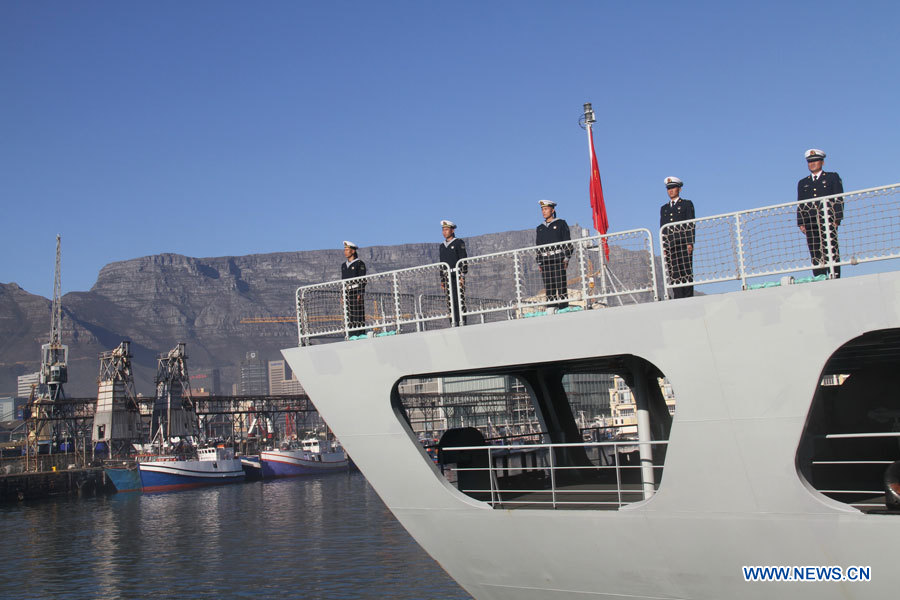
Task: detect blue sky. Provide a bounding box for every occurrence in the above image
[2,1,898,297]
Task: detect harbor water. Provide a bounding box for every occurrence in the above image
[0,471,473,600]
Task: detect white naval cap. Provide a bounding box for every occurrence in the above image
[538,199,557,208]
[805,148,826,161]
[343,240,358,249]
[440,220,457,229]
[664,176,683,189]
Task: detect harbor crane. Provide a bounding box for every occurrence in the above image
[25,235,91,468]
[150,342,198,448]
[92,341,143,459]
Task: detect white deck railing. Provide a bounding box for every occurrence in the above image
[296,262,453,345]
[810,430,900,510]
[456,229,657,323]
[295,184,900,344]
[660,183,900,295]
[439,439,669,510]
[295,230,657,343]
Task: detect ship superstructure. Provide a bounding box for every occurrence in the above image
[283,183,900,599]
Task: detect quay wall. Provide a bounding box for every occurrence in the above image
[0,467,111,503]
[1,453,88,476]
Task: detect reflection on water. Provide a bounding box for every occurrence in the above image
[0,472,472,600]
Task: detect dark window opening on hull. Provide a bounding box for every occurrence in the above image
[393,355,677,510]
[797,329,900,513]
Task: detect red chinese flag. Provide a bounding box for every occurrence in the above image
[589,127,610,259]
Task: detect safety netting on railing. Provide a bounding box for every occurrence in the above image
[660,184,900,293]
[296,263,453,344]
[295,184,900,345]
[456,229,657,323]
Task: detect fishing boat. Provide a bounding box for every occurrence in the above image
[259,437,349,478]
[137,343,244,492]
[240,454,263,480]
[283,183,900,599]
[138,445,244,492]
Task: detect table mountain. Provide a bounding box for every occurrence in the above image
[1,225,660,396]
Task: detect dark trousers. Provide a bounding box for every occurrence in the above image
[540,256,569,309]
[664,240,694,299]
[344,291,365,333]
[805,223,841,278]
[444,273,466,326]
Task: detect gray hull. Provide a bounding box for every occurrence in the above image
[283,271,900,599]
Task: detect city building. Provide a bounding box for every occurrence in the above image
[397,377,441,395]
[240,351,268,396]
[397,373,620,440]
[397,378,445,437]
[17,372,40,399]
[442,375,517,394]
[607,375,677,436]
[0,397,15,421]
[190,369,221,395]
[268,360,305,396]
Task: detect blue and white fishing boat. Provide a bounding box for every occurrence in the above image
[259,438,349,478]
[137,343,244,492]
[138,446,244,492]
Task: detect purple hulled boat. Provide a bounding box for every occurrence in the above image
[259,438,349,478]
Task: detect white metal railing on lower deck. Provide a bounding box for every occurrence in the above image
[660,183,900,295]
[440,439,669,509]
[810,430,900,510]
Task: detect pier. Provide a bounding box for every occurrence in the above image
[1,393,319,503]
[0,466,109,502]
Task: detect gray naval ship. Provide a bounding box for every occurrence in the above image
[283,183,900,600]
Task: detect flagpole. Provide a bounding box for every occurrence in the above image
[583,104,597,235]
[583,102,608,298]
